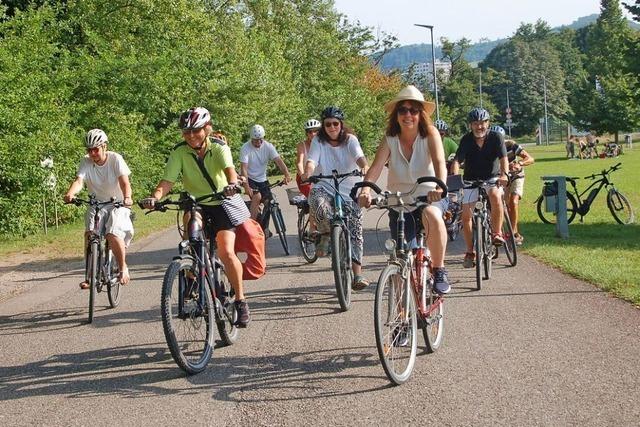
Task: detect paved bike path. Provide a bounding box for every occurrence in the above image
[0,182,639,426]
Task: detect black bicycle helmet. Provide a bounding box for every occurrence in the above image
[467,107,490,122]
[321,106,345,122]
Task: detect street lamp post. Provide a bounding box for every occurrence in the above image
[414,24,440,121]
[543,75,550,145]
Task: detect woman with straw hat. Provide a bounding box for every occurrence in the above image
[358,85,451,294]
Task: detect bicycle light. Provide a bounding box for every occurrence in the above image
[475,201,483,210]
[384,239,396,252]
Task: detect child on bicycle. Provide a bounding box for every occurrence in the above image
[63,129,134,288]
[140,107,251,327]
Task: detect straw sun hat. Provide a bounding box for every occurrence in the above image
[384,85,436,116]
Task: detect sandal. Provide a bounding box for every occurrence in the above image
[352,275,370,291]
[79,281,90,290]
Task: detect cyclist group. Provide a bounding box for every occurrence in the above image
[63,84,534,330]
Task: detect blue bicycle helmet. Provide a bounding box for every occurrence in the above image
[467,107,490,122]
[321,106,345,121]
[490,125,505,136]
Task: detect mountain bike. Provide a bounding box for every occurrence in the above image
[140,189,240,374]
[68,196,125,324]
[286,188,318,263]
[535,162,634,225]
[351,176,448,385]
[254,180,289,255]
[308,169,363,312]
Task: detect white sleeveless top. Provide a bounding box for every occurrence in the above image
[386,134,436,202]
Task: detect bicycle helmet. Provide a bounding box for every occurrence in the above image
[250,124,265,139]
[320,106,345,122]
[304,118,321,130]
[434,119,448,131]
[179,107,211,130]
[85,129,108,149]
[490,125,505,136]
[467,107,490,122]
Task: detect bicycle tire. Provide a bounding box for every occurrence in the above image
[374,264,417,385]
[331,224,352,312]
[106,249,122,308]
[88,242,99,324]
[607,189,635,224]
[161,258,214,374]
[297,208,318,263]
[214,259,239,345]
[417,263,444,353]
[536,192,578,224]
[474,216,483,291]
[483,220,492,280]
[501,205,518,267]
[273,205,290,255]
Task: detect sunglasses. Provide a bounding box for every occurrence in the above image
[397,106,422,116]
[182,127,204,134]
[324,121,341,128]
[86,146,103,154]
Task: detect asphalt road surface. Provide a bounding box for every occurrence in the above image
[1,183,639,426]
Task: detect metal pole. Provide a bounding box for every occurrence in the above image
[506,88,512,137]
[414,24,439,120]
[479,68,483,108]
[543,75,550,145]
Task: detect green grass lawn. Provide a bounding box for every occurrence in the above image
[517,143,640,305]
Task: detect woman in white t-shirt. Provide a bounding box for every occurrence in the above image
[358,85,451,295]
[302,106,369,290]
[64,129,134,288]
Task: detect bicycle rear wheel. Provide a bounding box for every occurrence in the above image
[374,264,418,385]
[607,189,634,224]
[474,216,483,291]
[418,272,444,353]
[214,259,239,346]
[536,192,578,224]
[297,207,318,263]
[88,242,99,324]
[483,222,492,280]
[331,224,352,312]
[106,249,122,308]
[272,205,290,255]
[161,258,214,374]
[501,205,518,267]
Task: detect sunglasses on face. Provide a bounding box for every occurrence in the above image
[86,146,103,154]
[324,121,341,128]
[397,106,422,116]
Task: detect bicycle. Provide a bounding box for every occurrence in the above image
[286,188,318,263]
[535,162,634,225]
[351,176,448,385]
[140,189,240,374]
[68,196,125,323]
[253,180,289,255]
[307,169,363,312]
[443,175,464,241]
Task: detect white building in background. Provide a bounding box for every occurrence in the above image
[406,60,452,90]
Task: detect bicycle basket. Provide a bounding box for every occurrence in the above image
[286,188,307,206]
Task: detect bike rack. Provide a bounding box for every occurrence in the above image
[541,175,569,238]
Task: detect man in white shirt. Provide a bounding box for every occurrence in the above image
[64,129,134,288]
[239,124,292,221]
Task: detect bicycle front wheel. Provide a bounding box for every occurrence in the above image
[331,224,352,312]
[87,242,99,324]
[501,204,518,267]
[272,205,290,255]
[473,216,483,291]
[106,249,122,308]
[374,264,418,385]
[214,260,239,346]
[607,189,635,224]
[297,207,318,263]
[161,258,214,375]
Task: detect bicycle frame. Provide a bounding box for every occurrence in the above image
[567,174,610,217]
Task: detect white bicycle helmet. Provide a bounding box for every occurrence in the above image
[490,125,506,136]
[85,129,108,149]
[250,124,265,139]
[304,119,321,130]
[179,107,211,130]
[434,119,448,131]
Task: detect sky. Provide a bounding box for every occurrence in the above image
[332,0,633,46]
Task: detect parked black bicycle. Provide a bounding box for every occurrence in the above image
[535,162,634,225]
[140,189,240,374]
[307,169,363,312]
[68,195,124,323]
[253,180,289,255]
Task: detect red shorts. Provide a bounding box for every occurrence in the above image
[296,174,311,198]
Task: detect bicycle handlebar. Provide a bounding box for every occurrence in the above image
[67,196,125,209]
[350,176,448,204]
[584,162,622,180]
[306,169,363,184]
[138,186,242,214]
